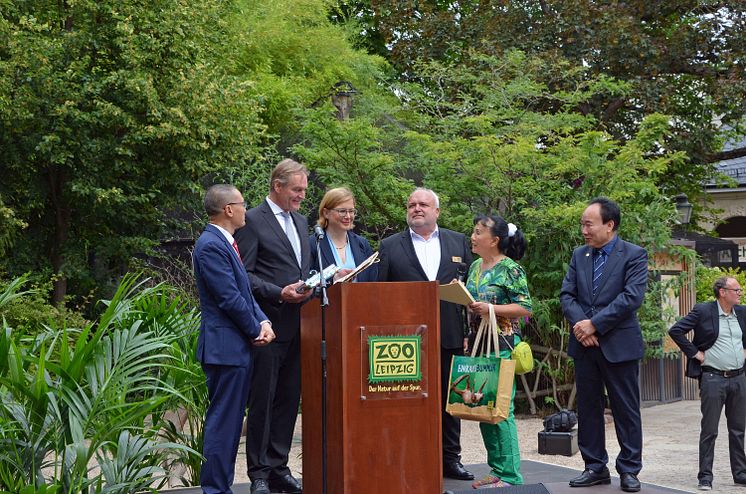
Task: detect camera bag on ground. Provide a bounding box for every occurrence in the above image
[543,409,577,432]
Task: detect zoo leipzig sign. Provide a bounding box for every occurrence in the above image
[368,335,422,384]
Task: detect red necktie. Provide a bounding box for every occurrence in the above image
[232,240,241,258]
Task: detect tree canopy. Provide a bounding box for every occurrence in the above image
[0,0,268,302]
[358,1,746,201]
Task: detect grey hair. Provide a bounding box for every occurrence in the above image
[410,187,440,208]
[270,158,308,191]
[204,184,238,217]
[713,276,735,299]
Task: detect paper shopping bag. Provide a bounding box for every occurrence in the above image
[445,355,515,424]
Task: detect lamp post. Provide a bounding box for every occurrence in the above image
[673,193,693,227]
[330,81,358,120]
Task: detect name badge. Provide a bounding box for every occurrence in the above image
[452,256,462,263]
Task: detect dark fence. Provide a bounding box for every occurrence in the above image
[640,354,683,404]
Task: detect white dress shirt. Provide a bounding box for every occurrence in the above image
[410,227,441,281]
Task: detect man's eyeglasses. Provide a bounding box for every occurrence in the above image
[224,201,247,209]
[330,208,357,217]
[723,288,743,294]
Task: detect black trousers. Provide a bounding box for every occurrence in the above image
[245,334,301,481]
[441,346,463,464]
[574,348,642,475]
[698,370,746,482]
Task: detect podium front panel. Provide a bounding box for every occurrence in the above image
[360,324,430,401]
[301,281,442,494]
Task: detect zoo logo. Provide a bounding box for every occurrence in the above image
[368,335,421,383]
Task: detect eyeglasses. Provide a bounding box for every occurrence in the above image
[723,288,743,294]
[224,201,247,209]
[330,208,357,217]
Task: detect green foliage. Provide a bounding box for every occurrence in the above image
[0,276,88,333]
[695,265,746,303]
[363,1,745,182]
[0,0,268,304]
[224,0,388,137]
[0,273,204,492]
[295,50,697,409]
[0,195,26,258]
[294,102,415,243]
[395,51,681,287]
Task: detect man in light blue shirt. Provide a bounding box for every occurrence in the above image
[669,276,746,491]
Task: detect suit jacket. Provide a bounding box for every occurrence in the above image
[668,301,746,378]
[309,230,378,283]
[377,227,473,349]
[234,199,311,342]
[193,224,268,366]
[560,237,648,363]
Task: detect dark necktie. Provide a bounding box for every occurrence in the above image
[592,249,607,296]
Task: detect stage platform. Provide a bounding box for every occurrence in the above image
[162,459,689,494]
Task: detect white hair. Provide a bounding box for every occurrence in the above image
[410,187,440,208]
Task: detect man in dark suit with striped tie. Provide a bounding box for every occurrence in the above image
[560,197,648,493]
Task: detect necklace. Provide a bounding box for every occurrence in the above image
[333,237,348,250]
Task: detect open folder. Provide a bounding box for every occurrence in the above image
[335,251,379,284]
[438,280,475,306]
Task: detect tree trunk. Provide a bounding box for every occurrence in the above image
[49,166,71,305]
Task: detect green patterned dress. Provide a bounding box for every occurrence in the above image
[465,257,532,485]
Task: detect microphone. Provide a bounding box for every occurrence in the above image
[313,224,325,240]
[457,262,467,282]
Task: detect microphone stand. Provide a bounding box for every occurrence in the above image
[313,232,329,494]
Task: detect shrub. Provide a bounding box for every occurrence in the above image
[695,265,745,303]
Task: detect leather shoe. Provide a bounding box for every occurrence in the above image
[569,468,611,487]
[443,461,475,481]
[268,474,302,493]
[620,472,641,492]
[735,476,746,485]
[250,478,270,494]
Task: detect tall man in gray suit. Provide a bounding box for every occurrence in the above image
[377,187,474,481]
[560,197,648,493]
[235,159,312,494]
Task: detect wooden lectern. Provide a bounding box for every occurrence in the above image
[300,281,442,494]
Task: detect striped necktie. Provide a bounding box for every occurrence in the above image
[592,249,607,296]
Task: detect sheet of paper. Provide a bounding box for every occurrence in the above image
[438,280,475,306]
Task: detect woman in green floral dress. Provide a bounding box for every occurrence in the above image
[465,214,532,489]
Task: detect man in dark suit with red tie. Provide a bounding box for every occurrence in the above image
[560,197,648,493]
[235,159,312,494]
[193,184,275,494]
[377,187,474,481]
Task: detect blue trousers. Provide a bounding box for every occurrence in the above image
[201,363,252,494]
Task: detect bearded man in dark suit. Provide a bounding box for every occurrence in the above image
[560,197,648,493]
[377,187,474,481]
[234,159,312,494]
